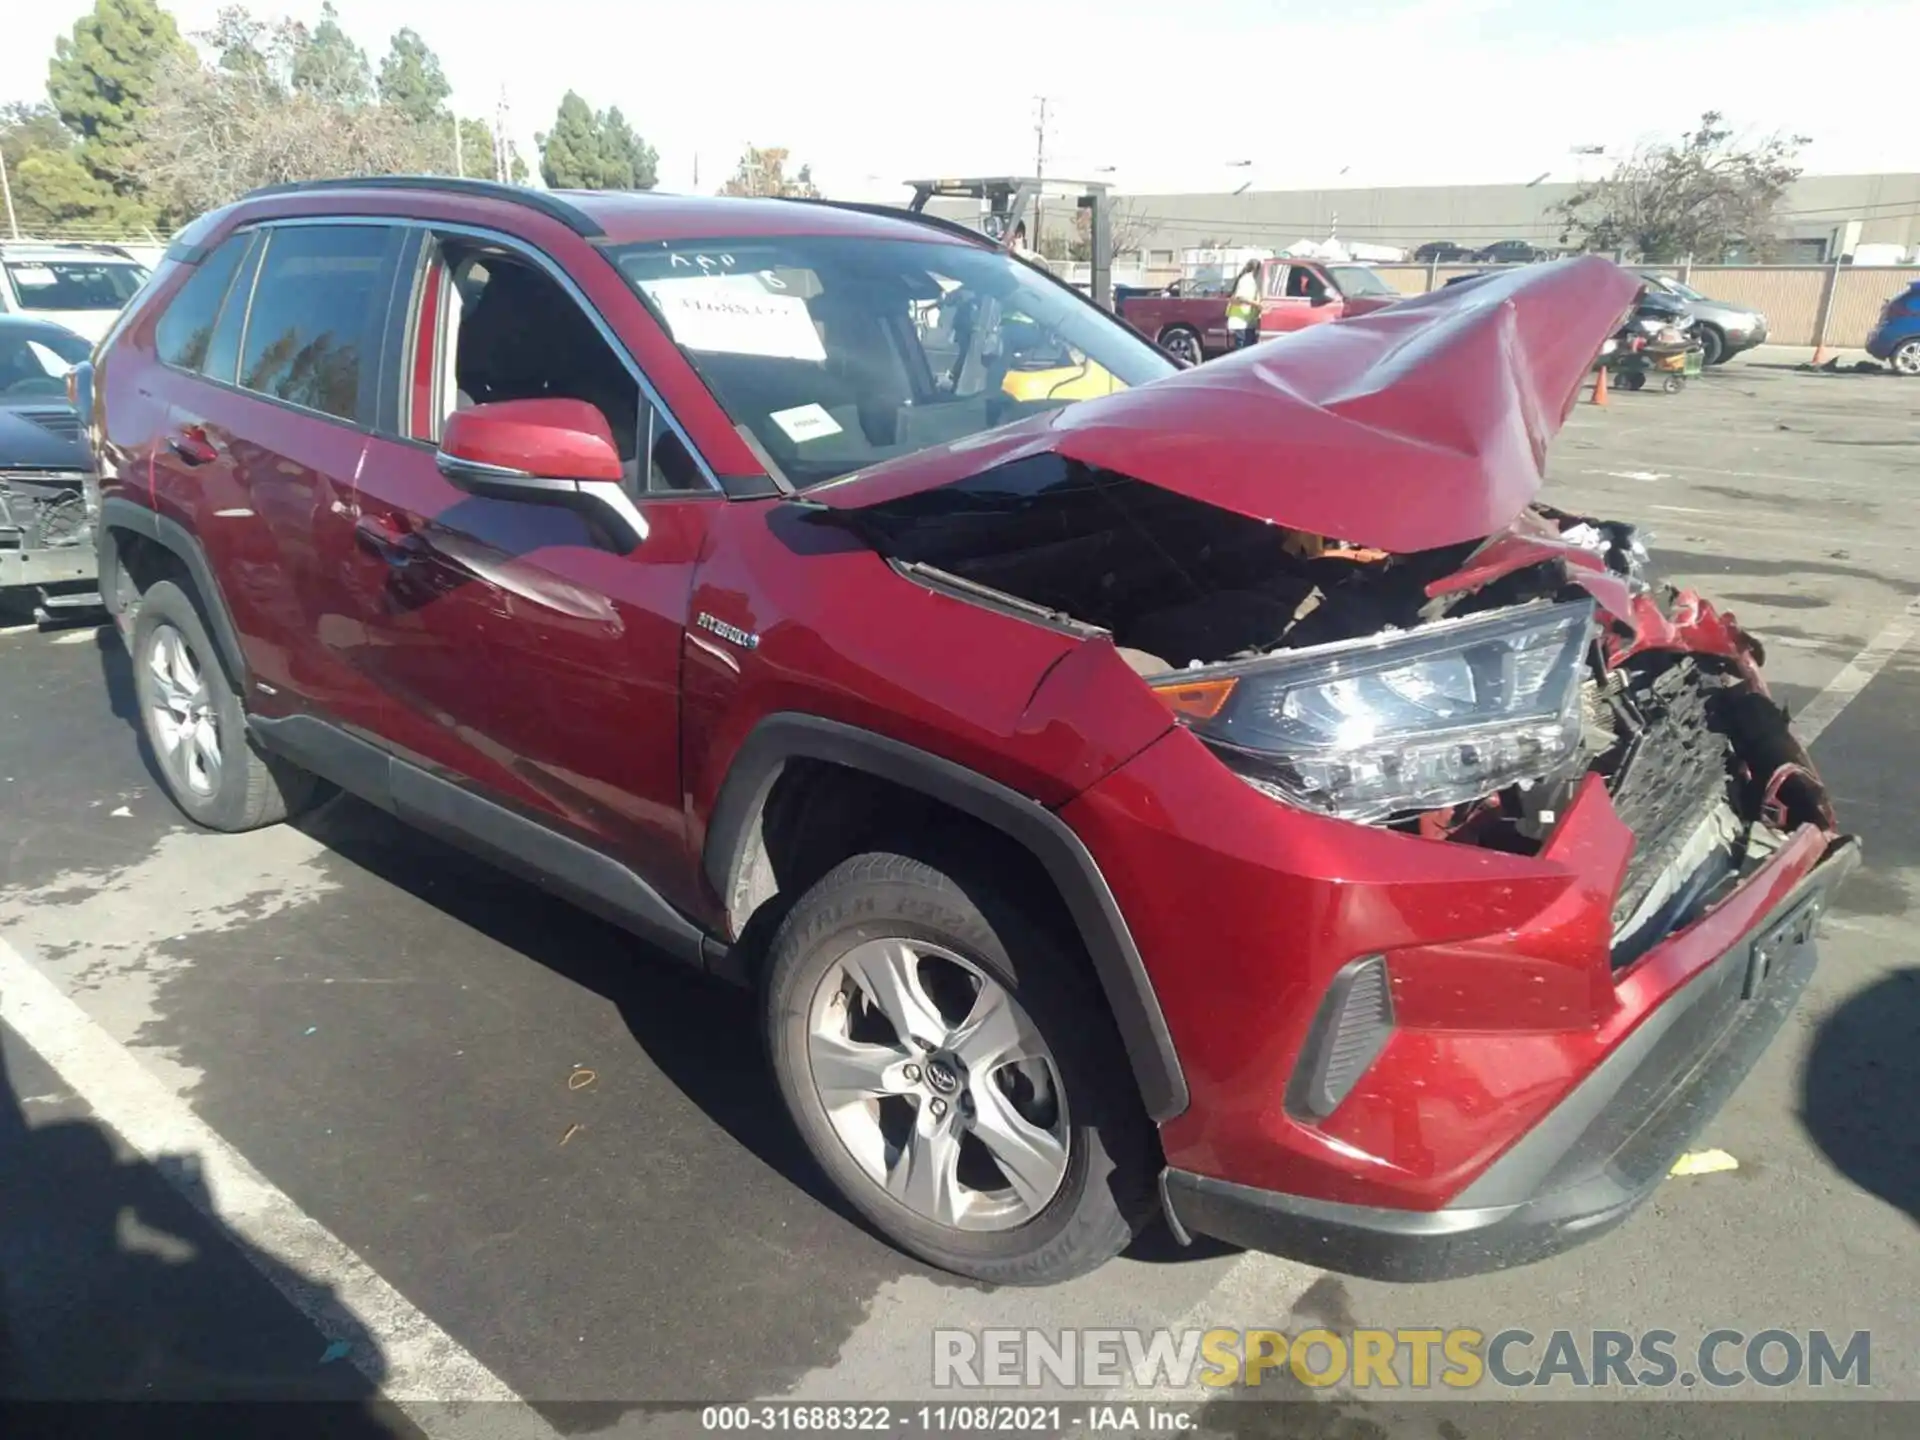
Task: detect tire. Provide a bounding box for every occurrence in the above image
[764,850,1157,1286]
[1696,326,1726,366]
[1662,375,1685,394]
[131,579,327,831]
[1157,325,1205,367]
[1891,338,1920,376]
[1622,370,1647,392]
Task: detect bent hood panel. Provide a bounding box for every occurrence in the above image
[806,256,1640,554]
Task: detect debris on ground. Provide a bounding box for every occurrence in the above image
[568,1067,597,1091]
[1670,1149,1740,1177]
[561,1123,583,1146]
[109,805,131,817]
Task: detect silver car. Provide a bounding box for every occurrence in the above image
[1635,270,1768,366]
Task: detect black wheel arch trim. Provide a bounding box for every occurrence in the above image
[703,713,1190,1121]
[98,497,252,692]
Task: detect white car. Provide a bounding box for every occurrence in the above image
[0,243,151,345]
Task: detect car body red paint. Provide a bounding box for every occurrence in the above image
[1119,257,1402,360]
[90,183,1854,1282]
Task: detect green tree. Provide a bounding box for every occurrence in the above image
[46,0,188,203]
[291,2,371,106]
[537,91,656,190]
[377,28,449,125]
[1556,112,1809,262]
[602,107,657,191]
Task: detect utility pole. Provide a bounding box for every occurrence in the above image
[1032,95,1049,254]
[453,120,464,179]
[0,145,18,240]
[494,86,511,183]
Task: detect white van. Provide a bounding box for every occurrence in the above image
[0,242,152,344]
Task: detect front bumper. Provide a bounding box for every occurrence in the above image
[1162,835,1859,1281]
[0,545,96,590]
[1865,323,1916,361]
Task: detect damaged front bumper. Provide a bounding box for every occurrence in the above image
[1162,833,1858,1280]
[0,470,97,594]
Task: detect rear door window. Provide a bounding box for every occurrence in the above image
[238,224,402,423]
[155,234,251,372]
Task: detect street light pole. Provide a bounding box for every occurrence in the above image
[0,146,19,241]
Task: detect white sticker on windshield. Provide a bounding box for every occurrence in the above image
[769,403,844,444]
[639,274,824,362]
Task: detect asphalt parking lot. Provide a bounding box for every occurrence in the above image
[2,354,1917,1438]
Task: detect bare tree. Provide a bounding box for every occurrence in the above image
[1556,112,1809,262]
[137,17,440,217]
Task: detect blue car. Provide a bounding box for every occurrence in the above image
[1864,281,1920,374]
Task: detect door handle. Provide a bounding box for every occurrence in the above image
[167,428,218,465]
[354,512,420,567]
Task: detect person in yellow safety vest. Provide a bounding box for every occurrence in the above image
[1226,259,1263,349]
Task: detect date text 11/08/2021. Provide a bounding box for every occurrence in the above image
[700,1405,1194,1433]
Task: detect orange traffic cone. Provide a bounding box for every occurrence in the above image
[1591,364,1610,405]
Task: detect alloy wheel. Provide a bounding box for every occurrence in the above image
[1162,329,1204,367]
[807,938,1070,1232]
[146,624,222,797]
[1893,340,1920,376]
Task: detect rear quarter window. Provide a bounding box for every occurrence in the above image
[155,234,251,372]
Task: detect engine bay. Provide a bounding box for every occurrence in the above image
[830,454,1836,963]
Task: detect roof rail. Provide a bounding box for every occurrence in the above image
[778,197,996,251]
[240,176,606,239]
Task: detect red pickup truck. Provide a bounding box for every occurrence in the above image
[1119,258,1404,364]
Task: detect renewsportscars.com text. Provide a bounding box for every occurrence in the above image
[932,1327,1872,1391]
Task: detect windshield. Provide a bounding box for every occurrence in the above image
[0,324,91,403]
[1327,265,1395,297]
[4,258,147,313]
[612,235,1175,487]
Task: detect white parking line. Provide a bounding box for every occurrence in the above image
[1794,593,1920,744]
[0,935,562,1437]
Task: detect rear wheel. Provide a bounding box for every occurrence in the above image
[764,850,1156,1285]
[1157,325,1204,367]
[132,580,327,831]
[1891,338,1920,375]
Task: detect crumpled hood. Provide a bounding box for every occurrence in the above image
[805,255,1641,554]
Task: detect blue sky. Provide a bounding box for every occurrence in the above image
[7,0,1914,200]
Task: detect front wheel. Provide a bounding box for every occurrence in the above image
[1696,326,1726,366]
[764,851,1156,1286]
[1891,338,1920,376]
[132,580,328,831]
[1157,325,1205,367]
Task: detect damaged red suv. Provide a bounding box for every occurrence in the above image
[87,179,1855,1286]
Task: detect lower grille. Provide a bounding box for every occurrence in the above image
[1606,659,1734,941]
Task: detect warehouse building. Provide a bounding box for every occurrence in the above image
[1104,172,1920,269]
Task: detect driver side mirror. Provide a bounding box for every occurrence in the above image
[436,399,647,550]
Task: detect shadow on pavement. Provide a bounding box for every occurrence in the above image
[0,1025,410,1433]
[1799,966,1920,1224]
[294,795,866,1229]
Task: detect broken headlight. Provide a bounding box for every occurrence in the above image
[1152,600,1596,823]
